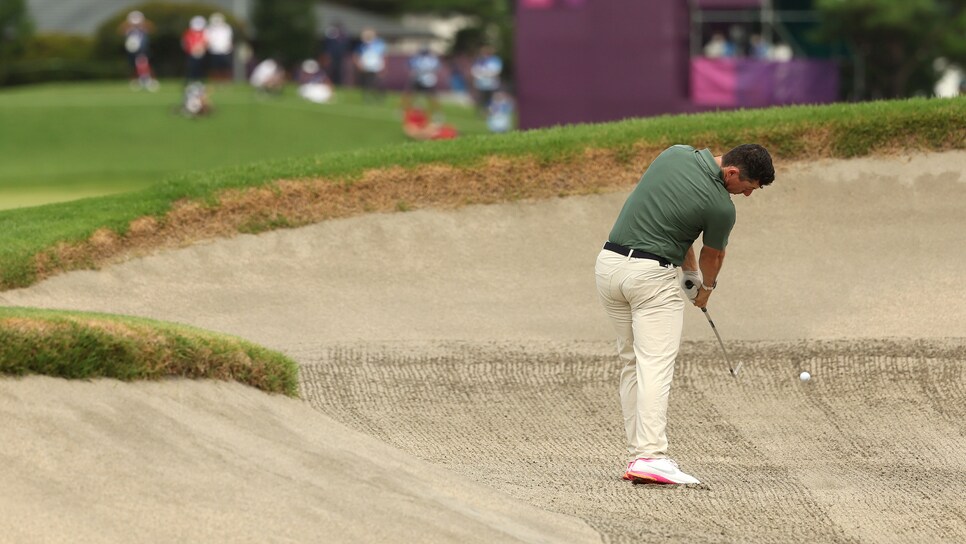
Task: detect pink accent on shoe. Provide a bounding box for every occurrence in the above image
[626,470,676,485]
[626,458,686,485]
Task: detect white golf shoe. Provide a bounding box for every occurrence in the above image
[624,457,701,485]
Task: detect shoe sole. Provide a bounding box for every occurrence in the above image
[626,471,677,485]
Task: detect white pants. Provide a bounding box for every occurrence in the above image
[594,249,684,462]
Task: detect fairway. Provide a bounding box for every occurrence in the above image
[0,81,487,210]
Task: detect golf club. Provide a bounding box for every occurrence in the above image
[685,280,741,377]
[702,307,741,377]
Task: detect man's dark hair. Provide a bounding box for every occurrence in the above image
[722,144,775,186]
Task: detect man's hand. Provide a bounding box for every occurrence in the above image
[693,283,713,308]
[680,270,702,302]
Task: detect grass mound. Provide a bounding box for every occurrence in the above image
[0,308,299,396]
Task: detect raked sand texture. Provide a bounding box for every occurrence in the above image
[1,151,965,543]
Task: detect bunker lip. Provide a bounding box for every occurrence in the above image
[28,148,659,289]
[20,142,953,291]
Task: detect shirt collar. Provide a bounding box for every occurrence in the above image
[696,148,725,186]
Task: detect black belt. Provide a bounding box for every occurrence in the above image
[603,242,673,268]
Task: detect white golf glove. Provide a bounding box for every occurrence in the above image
[680,270,703,301]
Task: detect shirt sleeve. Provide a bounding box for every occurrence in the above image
[702,202,736,251]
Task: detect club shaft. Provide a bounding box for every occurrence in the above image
[701,307,741,376]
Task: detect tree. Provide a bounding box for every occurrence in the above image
[0,0,33,63]
[815,0,966,99]
[252,0,317,69]
[413,0,512,52]
[325,0,514,57]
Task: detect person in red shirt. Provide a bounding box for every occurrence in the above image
[402,108,457,141]
[182,16,207,83]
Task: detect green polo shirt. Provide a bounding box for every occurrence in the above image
[607,145,736,266]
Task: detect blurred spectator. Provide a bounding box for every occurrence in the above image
[321,21,350,86]
[703,32,735,58]
[354,28,386,102]
[403,46,441,120]
[182,16,207,83]
[403,106,457,141]
[771,42,793,62]
[933,58,962,98]
[487,90,514,133]
[297,59,334,104]
[446,55,468,95]
[749,34,772,60]
[180,82,212,118]
[728,25,746,56]
[249,58,285,95]
[118,10,158,91]
[205,12,234,82]
[439,55,473,107]
[471,45,502,113]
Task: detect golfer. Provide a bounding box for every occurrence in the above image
[595,144,774,484]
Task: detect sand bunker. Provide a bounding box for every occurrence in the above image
[0,377,598,544]
[1,150,964,542]
[299,339,966,543]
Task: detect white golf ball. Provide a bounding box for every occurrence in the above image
[800,371,811,382]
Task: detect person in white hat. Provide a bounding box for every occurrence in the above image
[205,12,234,82]
[297,59,333,104]
[118,11,158,91]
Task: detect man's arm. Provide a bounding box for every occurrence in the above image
[693,245,725,308]
[682,245,698,271]
[680,246,702,303]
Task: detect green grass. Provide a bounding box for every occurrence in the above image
[0,307,299,396]
[0,80,488,209]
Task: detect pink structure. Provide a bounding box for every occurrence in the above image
[691,57,838,108]
[515,0,838,130]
